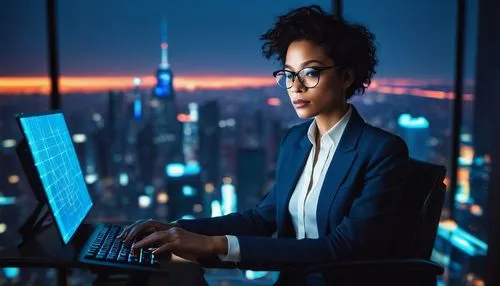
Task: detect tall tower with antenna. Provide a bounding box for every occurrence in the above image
[151,17,183,209]
[154,18,174,97]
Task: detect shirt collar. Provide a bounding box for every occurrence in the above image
[307,104,352,148]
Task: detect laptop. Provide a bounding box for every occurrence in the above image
[16,111,164,272]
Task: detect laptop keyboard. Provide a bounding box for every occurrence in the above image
[84,225,160,266]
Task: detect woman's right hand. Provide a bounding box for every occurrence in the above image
[117,219,178,244]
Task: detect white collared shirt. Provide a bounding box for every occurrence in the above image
[220,106,352,261]
[288,106,352,239]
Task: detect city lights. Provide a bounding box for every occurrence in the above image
[204,183,215,193]
[85,174,98,185]
[2,268,20,279]
[226,118,235,127]
[72,134,87,143]
[182,185,196,197]
[211,200,222,218]
[184,161,200,175]
[218,119,235,128]
[166,163,184,177]
[133,77,142,86]
[157,192,169,204]
[0,3,493,285]
[471,204,483,216]
[0,196,16,206]
[188,103,199,122]
[0,223,7,234]
[7,175,19,184]
[398,114,430,129]
[222,177,232,184]
[92,113,102,122]
[193,204,203,213]
[221,183,237,215]
[119,173,129,186]
[138,195,152,209]
[245,270,268,280]
[133,99,142,119]
[1,139,16,148]
[267,97,281,106]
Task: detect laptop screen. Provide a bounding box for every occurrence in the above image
[18,112,93,244]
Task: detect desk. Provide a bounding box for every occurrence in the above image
[0,223,208,286]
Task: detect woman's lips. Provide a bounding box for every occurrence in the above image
[292,99,310,108]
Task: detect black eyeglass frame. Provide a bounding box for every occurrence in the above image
[272,65,343,89]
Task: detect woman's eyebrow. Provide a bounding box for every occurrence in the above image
[284,60,326,70]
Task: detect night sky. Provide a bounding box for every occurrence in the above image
[1,0,477,79]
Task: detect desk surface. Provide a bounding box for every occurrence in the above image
[0,223,208,285]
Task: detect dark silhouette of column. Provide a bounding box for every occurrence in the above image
[47,0,60,110]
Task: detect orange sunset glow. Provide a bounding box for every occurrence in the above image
[0,76,276,94]
[0,76,473,101]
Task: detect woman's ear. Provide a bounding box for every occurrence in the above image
[342,68,355,91]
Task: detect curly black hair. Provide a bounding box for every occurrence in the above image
[260,5,378,99]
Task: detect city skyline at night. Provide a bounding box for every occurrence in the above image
[0,1,488,285]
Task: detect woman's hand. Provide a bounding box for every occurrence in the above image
[117,219,178,244]
[131,227,228,261]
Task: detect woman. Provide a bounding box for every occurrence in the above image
[118,5,410,284]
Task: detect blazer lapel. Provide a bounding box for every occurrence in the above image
[277,133,311,235]
[316,106,364,236]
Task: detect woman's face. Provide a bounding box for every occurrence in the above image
[283,40,348,119]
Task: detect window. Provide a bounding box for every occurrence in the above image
[55,1,329,284]
[0,1,52,284]
[345,1,486,285]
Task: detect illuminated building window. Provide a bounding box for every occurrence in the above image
[267,97,281,106]
[8,175,20,184]
[157,192,169,204]
[85,174,98,185]
[119,173,129,186]
[3,267,20,279]
[72,134,87,143]
[204,183,215,193]
[193,204,203,213]
[0,223,7,234]
[1,139,16,148]
[211,200,222,218]
[138,195,152,209]
[182,186,197,197]
[166,163,184,177]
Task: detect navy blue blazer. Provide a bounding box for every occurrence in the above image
[179,106,410,268]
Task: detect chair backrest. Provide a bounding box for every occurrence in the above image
[403,158,447,259]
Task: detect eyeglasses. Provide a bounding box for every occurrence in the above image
[272,65,341,89]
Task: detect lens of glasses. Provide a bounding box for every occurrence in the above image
[298,67,320,88]
[274,70,293,89]
[274,68,321,89]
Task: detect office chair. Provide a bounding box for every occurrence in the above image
[303,158,447,285]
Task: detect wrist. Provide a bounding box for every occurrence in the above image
[212,236,228,256]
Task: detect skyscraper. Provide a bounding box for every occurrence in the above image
[198,101,220,190]
[107,90,126,181]
[182,103,200,164]
[150,19,183,202]
[166,171,204,221]
[397,113,430,161]
[137,122,155,186]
